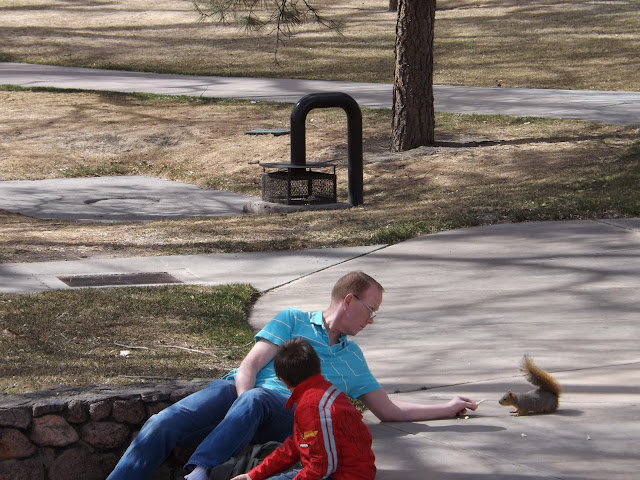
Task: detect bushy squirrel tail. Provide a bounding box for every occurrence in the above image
[522,355,562,397]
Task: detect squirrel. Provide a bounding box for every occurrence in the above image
[499,355,562,416]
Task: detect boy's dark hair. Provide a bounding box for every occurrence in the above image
[273,338,321,388]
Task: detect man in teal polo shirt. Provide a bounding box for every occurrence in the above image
[107,271,477,480]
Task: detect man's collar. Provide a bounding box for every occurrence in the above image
[312,311,346,344]
[311,311,324,326]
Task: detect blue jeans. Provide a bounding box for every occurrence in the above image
[106,380,294,480]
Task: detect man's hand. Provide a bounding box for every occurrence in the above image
[230,474,252,480]
[450,396,478,417]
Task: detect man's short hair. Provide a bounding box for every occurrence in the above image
[331,271,384,302]
[274,338,321,388]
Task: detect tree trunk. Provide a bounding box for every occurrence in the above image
[388,0,398,12]
[391,0,436,151]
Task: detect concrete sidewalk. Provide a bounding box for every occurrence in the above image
[0,246,384,294]
[247,218,640,480]
[2,62,640,125]
[0,176,258,222]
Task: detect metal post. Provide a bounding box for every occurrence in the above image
[289,92,364,206]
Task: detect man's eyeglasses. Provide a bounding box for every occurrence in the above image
[353,294,377,319]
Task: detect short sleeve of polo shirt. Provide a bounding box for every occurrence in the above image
[257,308,381,399]
[256,308,298,347]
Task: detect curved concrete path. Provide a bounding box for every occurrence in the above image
[2,62,640,125]
[248,218,640,480]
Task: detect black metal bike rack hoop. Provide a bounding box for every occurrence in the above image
[289,92,364,206]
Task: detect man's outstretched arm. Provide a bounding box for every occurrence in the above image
[360,387,477,422]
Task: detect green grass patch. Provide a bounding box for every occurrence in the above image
[0,284,259,394]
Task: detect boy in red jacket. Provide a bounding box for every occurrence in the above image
[232,337,376,480]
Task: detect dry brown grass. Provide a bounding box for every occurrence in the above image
[1,88,638,264]
[1,0,638,90]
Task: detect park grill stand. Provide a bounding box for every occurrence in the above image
[260,92,364,206]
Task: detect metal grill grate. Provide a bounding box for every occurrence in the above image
[58,272,182,287]
[260,164,336,205]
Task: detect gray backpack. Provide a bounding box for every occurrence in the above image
[207,441,283,480]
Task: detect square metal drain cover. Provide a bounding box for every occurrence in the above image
[58,272,182,287]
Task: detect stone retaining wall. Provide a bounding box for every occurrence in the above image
[0,379,212,480]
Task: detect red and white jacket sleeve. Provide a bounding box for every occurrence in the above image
[247,435,301,480]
